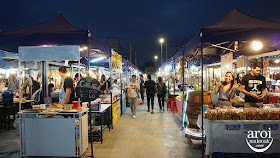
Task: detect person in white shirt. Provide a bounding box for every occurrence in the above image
[127,75,140,119]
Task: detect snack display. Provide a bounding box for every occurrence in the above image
[204,107,280,120]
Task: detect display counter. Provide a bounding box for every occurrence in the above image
[204,119,280,155]
[19,107,89,157]
[100,92,121,126]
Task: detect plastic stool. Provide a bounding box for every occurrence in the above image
[171,101,177,112]
[167,99,176,111]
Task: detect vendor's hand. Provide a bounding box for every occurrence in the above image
[251,93,259,99]
[258,94,266,100]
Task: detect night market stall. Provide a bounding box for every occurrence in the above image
[173,9,280,156]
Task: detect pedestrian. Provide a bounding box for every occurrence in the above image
[127,75,140,119]
[58,66,75,104]
[241,60,266,108]
[214,72,237,107]
[139,74,145,104]
[157,77,167,111]
[144,74,158,114]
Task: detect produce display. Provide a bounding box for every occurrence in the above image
[204,107,280,120]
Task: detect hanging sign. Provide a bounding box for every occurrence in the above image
[111,49,122,73]
[263,57,269,78]
[221,52,233,79]
[76,77,101,102]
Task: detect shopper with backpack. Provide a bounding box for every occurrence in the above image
[157,77,167,111]
[144,74,158,114]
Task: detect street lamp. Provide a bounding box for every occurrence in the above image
[154,55,158,68]
[159,38,164,66]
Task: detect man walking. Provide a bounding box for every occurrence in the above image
[145,74,157,114]
[127,75,140,119]
[241,60,266,108]
[139,74,145,105]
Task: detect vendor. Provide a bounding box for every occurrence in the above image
[112,79,118,88]
[58,66,75,104]
[215,72,236,107]
[241,61,266,108]
[7,75,19,93]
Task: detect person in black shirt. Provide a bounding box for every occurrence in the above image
[59,66,75,104]
[139,74,145,105]
[144,74,158,114]
[241,61,266,108]
[157,77,167,111]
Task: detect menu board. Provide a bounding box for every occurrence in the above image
[111,49,122,73]
[76,77,101,102]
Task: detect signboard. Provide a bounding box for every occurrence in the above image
[76,77,101,102]
[19,46,80,61]
[110,49,122,73]
[263,57,269,78]
[221,52,233,80]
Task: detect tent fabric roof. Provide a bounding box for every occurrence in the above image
[0,13,109,57]
[175,9,280,60]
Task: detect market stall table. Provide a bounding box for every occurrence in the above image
[0,105,17,130]
[90,103,112,144]
[19,107,89,157]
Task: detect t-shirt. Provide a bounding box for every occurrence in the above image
[144,80,157,95]
[241,73,266,103]
[128,82,139,98]
[63,77,75,103]
[218,83,234,101]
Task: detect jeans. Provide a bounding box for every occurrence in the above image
[147,94,154,111]
[140,91,144,102]
[157,94,165,110]
[129,97,138,115]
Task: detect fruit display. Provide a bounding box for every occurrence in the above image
[204,107,280,120]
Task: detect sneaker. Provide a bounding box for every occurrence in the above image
[163,107,165,111]
[140,102,144,105]
[151,110,154,114]
[147,110,150,112]
[132,115,136,119]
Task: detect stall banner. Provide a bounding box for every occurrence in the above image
[76,77,101,102]
[110,50,122,73]
[221,52,233,79]
[263,57,269,78]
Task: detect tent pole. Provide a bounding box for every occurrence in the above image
[181,50,185,130]
[201,42,204,158]
[87,30,94,158]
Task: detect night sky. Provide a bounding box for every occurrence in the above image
[1,0,280,67]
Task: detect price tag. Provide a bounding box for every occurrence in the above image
[224,123,242,134]
[243,123,261,133]
[262,123,280,134]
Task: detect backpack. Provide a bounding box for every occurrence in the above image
[157,83,163,95]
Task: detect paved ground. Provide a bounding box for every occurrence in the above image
[84,98,201,158]
[0,98,202,158]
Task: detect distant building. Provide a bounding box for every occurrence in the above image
[106,38,122,54]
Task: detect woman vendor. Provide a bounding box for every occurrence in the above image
[215,72,237,107]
